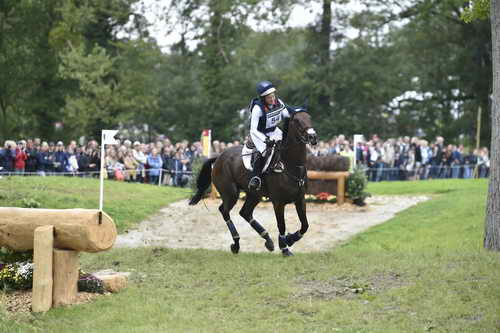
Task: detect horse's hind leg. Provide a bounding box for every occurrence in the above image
[285,198,308,247]
[239,194,274,252]
[218,185,240,254]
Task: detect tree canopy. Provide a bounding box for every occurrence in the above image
[0,0,493,146]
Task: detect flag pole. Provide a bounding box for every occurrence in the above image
[99,132,105,223]
[98,129,118,223]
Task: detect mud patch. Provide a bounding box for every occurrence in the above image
[294,272,407,301]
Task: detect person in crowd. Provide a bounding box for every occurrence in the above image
[419,140,432,180]
[123,150,139,182]
[0,141,16,174]
[14,141,28,175]
[53,141,68,174]
[463,149,476,179]
[66,147,79,175]
[36,142,53,176]
[161,146,174,185]
[171,149,191,187]
[450,145,463,178]
[147,148,163,185]
[87,148,100,176]
[25,140,38,174]
[339,141,355,172]
[477,147,490,178]
[133,142,147,183]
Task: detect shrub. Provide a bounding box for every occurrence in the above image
[78,274,105,294]
[0,261,34,291]
[346,167,371,206]
[0,247,33,264]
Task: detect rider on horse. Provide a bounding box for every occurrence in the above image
[248,80,291,191]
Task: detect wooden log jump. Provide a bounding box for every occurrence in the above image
[0,208,117,312]
[0,208,117,252]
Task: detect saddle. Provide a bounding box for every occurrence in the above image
[242,137,284,173]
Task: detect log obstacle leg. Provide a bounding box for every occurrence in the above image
[53,249,79,307]
[32,226,54,313]
[337,176,345,205]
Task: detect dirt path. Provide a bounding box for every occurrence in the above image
[115,195,428,253]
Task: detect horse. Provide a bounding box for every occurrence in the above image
[189,109,318,256]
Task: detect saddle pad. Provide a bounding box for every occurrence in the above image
[242,145,274,173]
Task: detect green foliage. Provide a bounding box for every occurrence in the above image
[0,0,494,146]
[462,0,490,22]
[346,167,370,205]
[21,198,41,208]
[0,248,33,265]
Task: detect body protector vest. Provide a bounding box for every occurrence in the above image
[248,98,287,134]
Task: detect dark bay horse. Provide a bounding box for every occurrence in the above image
[189,110,318,256]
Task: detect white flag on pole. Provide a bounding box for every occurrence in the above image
[102,130,119,145]
[99,129,118,212]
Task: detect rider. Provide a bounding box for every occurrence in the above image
[247,80,291,191]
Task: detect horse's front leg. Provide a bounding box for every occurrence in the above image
[285,197,309,247]
[272,202,293,257]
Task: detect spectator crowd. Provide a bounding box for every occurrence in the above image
[0,134,491,186]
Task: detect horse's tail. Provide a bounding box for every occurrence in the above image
[189,157,217,205]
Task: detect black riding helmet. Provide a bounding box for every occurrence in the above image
[256,81,276,97]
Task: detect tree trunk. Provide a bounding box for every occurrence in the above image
[484,0,500,250]
[31,226,54,313]
[0,208,117,252]
[318,0,332,109]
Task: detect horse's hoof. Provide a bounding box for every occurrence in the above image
[282,249,294,257]
[230,243,240,254]
[264,238,275,252]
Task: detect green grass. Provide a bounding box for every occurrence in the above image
[1,178,499,333]
[0,176,190,232]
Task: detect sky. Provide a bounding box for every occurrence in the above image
[131,0,366,51]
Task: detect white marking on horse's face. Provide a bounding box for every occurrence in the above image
[307,128,316,135]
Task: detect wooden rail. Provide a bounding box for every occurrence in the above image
[307,171,350,204]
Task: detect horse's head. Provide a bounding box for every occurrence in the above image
[290,108,318,146]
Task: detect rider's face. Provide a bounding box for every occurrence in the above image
[264,93,276,105]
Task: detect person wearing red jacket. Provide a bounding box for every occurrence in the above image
[15,141,28,175]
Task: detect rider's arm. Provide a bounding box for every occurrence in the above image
[250,104,268,153]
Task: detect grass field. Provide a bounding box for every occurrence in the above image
[1,177,499,333]
[0,176,190,232]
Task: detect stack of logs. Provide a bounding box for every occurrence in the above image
[0,208,117,312]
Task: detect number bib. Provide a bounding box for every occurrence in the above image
[265,105,285,129]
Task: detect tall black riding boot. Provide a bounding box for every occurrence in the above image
[248,153,265,191]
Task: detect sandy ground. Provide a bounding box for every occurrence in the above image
[115,195,429,253]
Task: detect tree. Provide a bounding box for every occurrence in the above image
[483,0,500,250]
